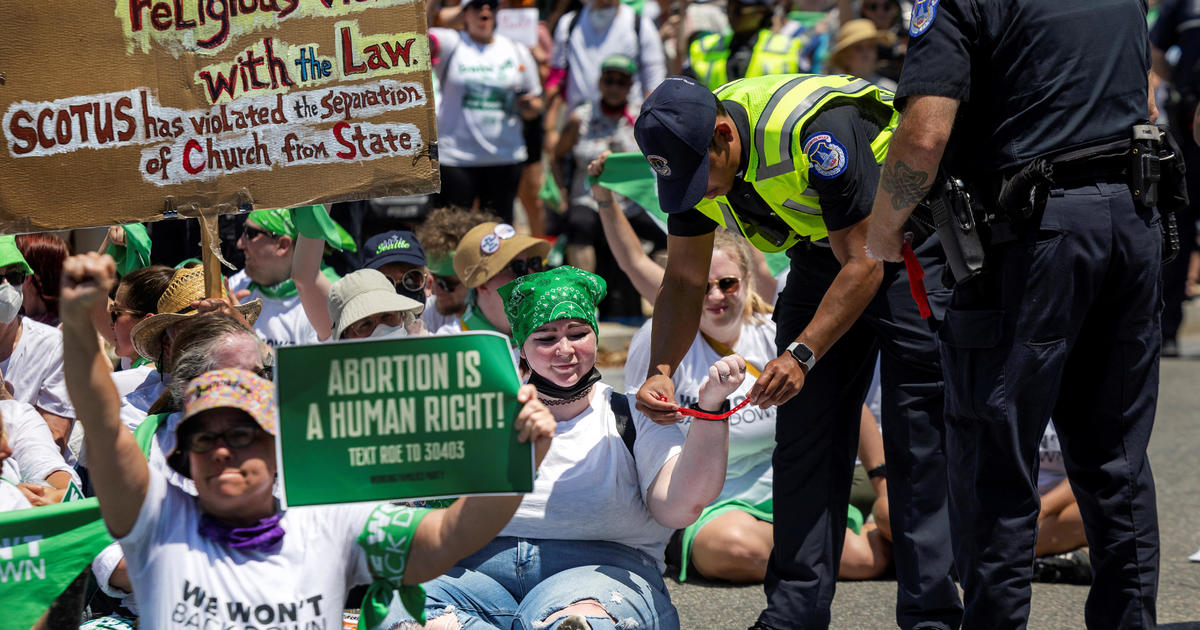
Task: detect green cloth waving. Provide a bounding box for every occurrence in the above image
[356,503,431,629]
[0,498,115,629]
[250,205,357,253]
[106,224,152,275]
[499,266,607,347]
[589,152,792,275]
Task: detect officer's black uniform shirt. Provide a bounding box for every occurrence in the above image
[897,0,1150,171]
[1151,0,1200,94]
[667,104,883,239]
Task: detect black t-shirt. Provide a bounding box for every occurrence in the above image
[1151,0,1200,94]
[668,104,883,239]
[897,0,1150,170]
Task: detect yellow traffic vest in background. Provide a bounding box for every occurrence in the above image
[695,74,899,253]
[688,30,805,90]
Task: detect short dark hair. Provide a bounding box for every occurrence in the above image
[116,265,174,314]
[709,95,729,152]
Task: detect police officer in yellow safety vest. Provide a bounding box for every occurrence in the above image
[630,74,964,630]
[685,0,806,91]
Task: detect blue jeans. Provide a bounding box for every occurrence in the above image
[381,537,679,630]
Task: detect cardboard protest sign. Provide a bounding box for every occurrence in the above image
[0,498,115,630]
[0,0,439,233]
[275,332,532,507]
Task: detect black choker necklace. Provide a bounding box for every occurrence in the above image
[529,367,602,406]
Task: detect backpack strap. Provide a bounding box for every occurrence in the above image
[610,389,637,460]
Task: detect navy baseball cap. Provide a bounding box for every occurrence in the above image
[634,76,717,214]
[363,230,426,269]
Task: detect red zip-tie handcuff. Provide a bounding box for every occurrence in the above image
[659,395,751,420]
[901,241,932,319]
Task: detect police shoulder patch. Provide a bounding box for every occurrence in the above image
[804,133,849,179]
[909,0,940,37]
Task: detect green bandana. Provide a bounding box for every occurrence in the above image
[0,498,115,629]
[250,265,340,299]
[106,224,153,276]
[248,208,296,237]
[355,504,431,629]
[499,266,607,348]
[0,236,33,275]
[291,204,357,252]
[427,253,456,277]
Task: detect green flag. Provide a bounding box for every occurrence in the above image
[0,499,115,629]
[590,152,793,275]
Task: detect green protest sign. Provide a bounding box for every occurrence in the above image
[0,498,114,629]
[276,331,531,507]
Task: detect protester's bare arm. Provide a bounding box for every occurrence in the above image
[16,470,73,506]
[858,405,887,499]
[588,153,666,303]
[404,385,553,584]
[191,297,252,330]
[645,356,744,528]
[290,234,334,341]
[36,408,73,454]
[864,94,958,261]
[749,247,777,302]
[1038,478,1077,522]
[635,232,714,424]
[749,219,881,408]
[60,253,149,538]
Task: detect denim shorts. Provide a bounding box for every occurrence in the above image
[380,536,679,630]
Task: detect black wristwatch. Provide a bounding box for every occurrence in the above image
[867,463,888,480]
[689,399,731,418]
[786,341,816,373]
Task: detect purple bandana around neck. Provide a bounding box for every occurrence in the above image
[198,511,285,552]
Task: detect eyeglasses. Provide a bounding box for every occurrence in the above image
[706,277,741,294]
[255,365,274,380]
[241,225,279,242]
[0,270,26,286]
[392,269,427,293]
[508,257,546,277]
[432,275,461,292]
[184,425,263,454]
[108,304,144,325]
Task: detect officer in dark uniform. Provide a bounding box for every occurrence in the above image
[633,74,962,629]
[865,1,1161,627]
[1151,0,1200,355]
[684,0,806,90]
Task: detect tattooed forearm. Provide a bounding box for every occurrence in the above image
[880,160,932,211]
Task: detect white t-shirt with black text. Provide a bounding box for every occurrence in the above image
[625,318,777,506]
[499,383,684,568]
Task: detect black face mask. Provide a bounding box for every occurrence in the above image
[396,286,427,308]
[527,367,603,402]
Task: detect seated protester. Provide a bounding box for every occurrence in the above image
[624,231,890,582]
[93,310,271,617]
[327,269,425,341]
[0,236,75,454]
[231,208,339,348]
[1033,421,1090,584]
[107,265,176,428]
[15,233,69,328]
[385,267,740,630]
[0,419,33,511]
[0,398,81,505]
[414,206,503,333]
[294,222,427,341]
[435,222,551,341]
[59,252,557,630]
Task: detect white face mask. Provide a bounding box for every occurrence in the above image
[0,283,22,324]
[369,323,408,339]
[589,5,617,31]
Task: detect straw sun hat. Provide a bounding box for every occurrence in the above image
[130,265,262,362]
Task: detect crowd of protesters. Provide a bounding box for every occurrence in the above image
[1,0,1197,629]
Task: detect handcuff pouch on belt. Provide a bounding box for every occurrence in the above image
[1141,123,1188,263]
[916,174,987,287]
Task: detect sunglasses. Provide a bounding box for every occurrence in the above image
[241,225,279,242]
[0,270,27,286]
[706,277,741,294]
[432,275,461,292]
[602,76,632,87]
[508,257,546,277]
[392,269,427,293]
[108,304,144,325]
[184,425,263,454]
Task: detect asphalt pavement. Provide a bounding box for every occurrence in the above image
[601,300,1200,629]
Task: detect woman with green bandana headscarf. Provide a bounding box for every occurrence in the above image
[382,266,748,630]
